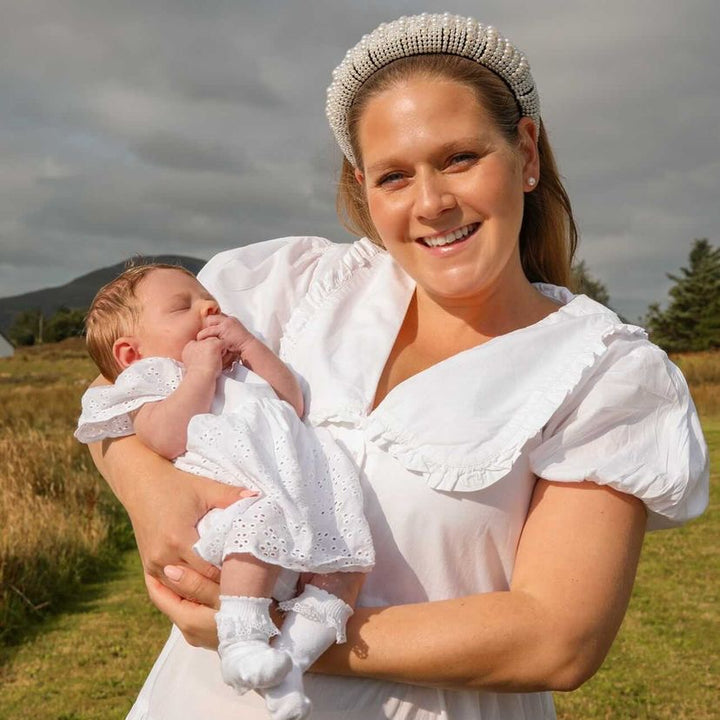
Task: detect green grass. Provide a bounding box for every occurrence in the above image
[554,418,719,720]
[0,344,717,718]
[0,551,169,720]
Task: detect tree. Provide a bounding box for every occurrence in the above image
[8,308,43,346]
[44,306,86,343]
[7,306,87,346]
[571,260,611,306]
[645,238,720,352]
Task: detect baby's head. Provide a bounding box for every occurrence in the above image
[86,263,210,380]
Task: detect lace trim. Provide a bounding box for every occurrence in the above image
[216,596,280,644]
[278,585,353,644]
[281,238,382,359]
[75,357,183,443]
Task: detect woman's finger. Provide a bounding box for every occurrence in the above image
[178,549,222,584]
[161,564,221,608]
[145,574,219,649]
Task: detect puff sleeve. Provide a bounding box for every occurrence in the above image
[197,236,337,353]
[529,336,709,530]
[75,357,183,444]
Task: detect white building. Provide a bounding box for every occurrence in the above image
[0,332,14,358]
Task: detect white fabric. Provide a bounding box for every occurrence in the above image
[125,236,709,720]
[76,357,374,574]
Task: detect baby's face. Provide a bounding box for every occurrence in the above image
[133,268,220,361]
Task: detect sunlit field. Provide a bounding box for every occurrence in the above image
[0,340,717,718]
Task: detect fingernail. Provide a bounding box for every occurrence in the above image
[163,565,184,581]
[240,490,260,498]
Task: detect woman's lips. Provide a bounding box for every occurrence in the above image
[417,222,481,250]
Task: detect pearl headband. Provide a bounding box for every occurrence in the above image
[326,13,541,167]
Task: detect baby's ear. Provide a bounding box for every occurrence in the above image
[113,337,141,370]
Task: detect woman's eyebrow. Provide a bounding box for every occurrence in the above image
[364,137,493,174]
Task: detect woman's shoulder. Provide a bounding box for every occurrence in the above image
[534,285,682,397]
[198,236,381,292]
[197,237,384,349]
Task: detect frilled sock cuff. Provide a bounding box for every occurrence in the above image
[216,595,279,648]
[278,585,354,643]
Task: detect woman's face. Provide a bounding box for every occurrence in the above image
[355,76,538,305]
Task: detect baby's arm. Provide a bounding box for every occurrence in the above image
[199,315,304,417]
[133,338,223,459]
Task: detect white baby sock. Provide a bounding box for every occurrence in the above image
[263,585,354,720]
[216,595,292,694]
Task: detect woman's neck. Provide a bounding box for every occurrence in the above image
[414,278,561,350]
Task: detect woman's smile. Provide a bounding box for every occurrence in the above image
[417,221,481,251]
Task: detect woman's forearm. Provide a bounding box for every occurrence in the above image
[315,591,564,692]
[88,433,243,585]
[313,480,646,693]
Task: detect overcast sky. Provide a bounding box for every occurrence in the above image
[0,0,718,320]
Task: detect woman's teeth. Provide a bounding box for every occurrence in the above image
[421,223,478,247]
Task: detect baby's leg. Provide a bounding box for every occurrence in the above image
[217,554,291,694]
[264,572,362,720]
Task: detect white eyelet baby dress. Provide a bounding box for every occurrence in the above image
[75,358,374,575]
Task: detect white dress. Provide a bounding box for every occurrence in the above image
[75,358,374,574]
[123,236,709,720]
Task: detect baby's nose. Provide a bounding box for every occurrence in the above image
[201,300,220,316]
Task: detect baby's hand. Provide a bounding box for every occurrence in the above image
[198,315,256,358]
[181,337,224,377]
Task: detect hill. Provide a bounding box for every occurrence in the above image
[0,255,207,335]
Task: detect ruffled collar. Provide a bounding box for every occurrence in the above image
[280,239,647,492]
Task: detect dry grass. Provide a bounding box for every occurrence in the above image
[672,350,720,417]
[0,339,130,642]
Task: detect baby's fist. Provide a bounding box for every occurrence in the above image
[181,337,223,377]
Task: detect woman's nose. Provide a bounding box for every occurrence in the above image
[415,171,456,220]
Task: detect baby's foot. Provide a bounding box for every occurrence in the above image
[220,640,292,694]
[263,662,312,720]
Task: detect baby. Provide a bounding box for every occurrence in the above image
[75,263,374,720]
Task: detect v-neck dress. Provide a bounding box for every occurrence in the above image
[126,236,708,720]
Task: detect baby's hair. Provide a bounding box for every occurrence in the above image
[85,261,196,381]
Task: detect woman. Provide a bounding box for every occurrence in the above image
[91,13,708,720]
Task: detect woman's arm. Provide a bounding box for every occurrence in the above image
[88,431,252,599]
[152,479,646,691]
[199,315,304,416]
[316,479,646,692]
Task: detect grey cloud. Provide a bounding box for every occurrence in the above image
[132,133,252,173]
[0,0,718,323]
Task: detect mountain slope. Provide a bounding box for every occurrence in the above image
[0,255,206,334]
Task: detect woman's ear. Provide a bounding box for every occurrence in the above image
[113,337,141,371]
[354,167,364,185]
[517,117,540,192]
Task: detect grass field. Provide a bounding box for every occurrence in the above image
[0,341,717,719]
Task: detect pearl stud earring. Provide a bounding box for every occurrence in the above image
[527,177,537,187]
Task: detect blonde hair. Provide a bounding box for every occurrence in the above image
[336,54,578,286]
[85,263,196,380]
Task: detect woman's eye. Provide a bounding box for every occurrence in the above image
[448,153,477,167]
[377,171,405,187]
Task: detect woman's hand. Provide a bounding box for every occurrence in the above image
[89,433,254,605]
[146,573,220,648]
